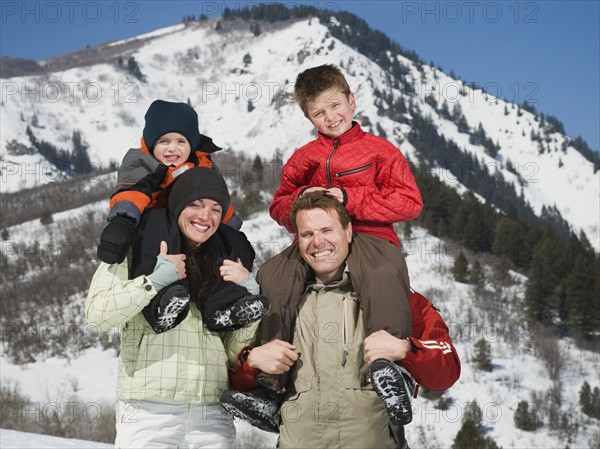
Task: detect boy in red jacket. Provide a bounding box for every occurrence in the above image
[96,100,266,333]
[268,65,423,422]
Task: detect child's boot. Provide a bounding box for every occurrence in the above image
[220,387,282,433]
[369,358,416,425]
[203,283,269,332]
[142,282,190,333]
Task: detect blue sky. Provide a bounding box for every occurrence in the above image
[1,0,598,151]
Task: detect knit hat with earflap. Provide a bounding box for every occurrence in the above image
[143,100,201,152]
[168,167,230,222]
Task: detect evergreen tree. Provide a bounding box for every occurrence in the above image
[243,53,252,67]
[514,400,539,431]
[580,381,600,419]
[452,402,500,449]
[403,221,412,240]
[473,338,492,371]
[451,197,473,242]
[126,56,145,81]
[452,251,469,283]
[564,254,599,338]
[452,103,469,133]
[250,23,262,36]
[71,130,92,175]
[463,402,483,429]
[27,126,71,171]
[273,149,283,166]
[252,155,264,181]
[524,230,563,326]
[580,381,592,415]
[452,420,481,449]
[592,387,600,419]
[492,217,524,267]
[237,190,263,219]
[40,211,53,225]
[463,209,491,253]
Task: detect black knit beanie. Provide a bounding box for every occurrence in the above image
[143,100,201,152]
[168,167,230,222]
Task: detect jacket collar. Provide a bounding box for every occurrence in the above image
[316,121,365,147]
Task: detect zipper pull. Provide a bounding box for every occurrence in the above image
[341,349,347,368]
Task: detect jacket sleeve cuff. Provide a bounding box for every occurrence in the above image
[297,186,311,198]
[228,346,259,392]
[401,337,419,361]
[340,188,348,206]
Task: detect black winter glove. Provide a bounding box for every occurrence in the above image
[96,216,137,264]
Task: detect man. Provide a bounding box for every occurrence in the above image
[223,191,461,448]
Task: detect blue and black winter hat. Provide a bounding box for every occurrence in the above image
[143,100,201,152]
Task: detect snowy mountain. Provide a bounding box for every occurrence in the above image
[1,7,599,449]
[1,15,598,249]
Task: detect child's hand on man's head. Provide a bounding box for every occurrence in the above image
[325,188,344,203]
[300,186,326,197]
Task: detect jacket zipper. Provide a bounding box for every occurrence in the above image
[326,139,339,188]
[335,163,373,178]
[341,296,348,368]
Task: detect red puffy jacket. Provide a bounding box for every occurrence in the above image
[270,123,423,246]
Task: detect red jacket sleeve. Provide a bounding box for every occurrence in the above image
[400,291,461,390]
[228,346,259,392]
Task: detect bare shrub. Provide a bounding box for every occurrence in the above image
[534,329,565,378]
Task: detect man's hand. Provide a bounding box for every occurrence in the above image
[363,330,410,366]
[247,339,299,375]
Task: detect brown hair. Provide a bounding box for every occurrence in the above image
[183,236,223,310]
[290,190,352,233]
[294,64,351,115]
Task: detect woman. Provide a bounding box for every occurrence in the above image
[86,167,259,448]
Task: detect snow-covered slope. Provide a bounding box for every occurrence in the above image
[1,18,598,249]
[0,429,113,448]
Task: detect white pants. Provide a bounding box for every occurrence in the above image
[115,399,236,449]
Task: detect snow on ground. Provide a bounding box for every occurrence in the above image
[0,429,113,449]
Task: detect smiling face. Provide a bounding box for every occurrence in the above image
[296,207,352,284]
[177,198,222,247]
[153,132,192,166]
[305,89,356,139]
